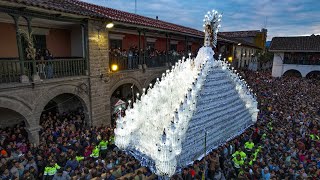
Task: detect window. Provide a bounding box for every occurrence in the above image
[110,39,122,50]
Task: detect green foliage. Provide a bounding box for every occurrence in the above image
[258,51,273,63]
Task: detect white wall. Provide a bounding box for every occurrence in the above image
[282,64,320,77]
[272,52,284,77]
[272,52,320,77]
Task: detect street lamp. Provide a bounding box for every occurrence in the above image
[106,22,114,29]
[111,64,118,72]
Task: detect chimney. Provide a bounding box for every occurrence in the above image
[156,16,158,20]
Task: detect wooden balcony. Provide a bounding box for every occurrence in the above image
[0,58,86,83]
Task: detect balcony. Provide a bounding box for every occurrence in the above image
[283,58,320,65]
[0,12,87,84]
[109,52,183,71]
[0,58,86,83]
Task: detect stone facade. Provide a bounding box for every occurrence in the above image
[0,77,90,145]
[0,20,168,144]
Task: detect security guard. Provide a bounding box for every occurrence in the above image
[232,154,244,175]
[267,122,273,131]
[76,155,84,162]
[232,148,247,160]
[44,160,61,178]
[253,146,262,160]
[244,139,255,153]
[109,135,115,149]
[90,145,100,159]
[99,138,108,158]
[310,134,319,141]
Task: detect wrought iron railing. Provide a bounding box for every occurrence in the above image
[283,58,320,65]
[109,53,184,71]
[0,58,86,83]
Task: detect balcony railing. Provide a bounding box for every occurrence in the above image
[0,58,86,83]
[109,53,183,71]
[283,58,320,65]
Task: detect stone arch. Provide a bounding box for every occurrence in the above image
[283,69,302,77]
[0,96,33,127]
[143,73,163,88]
[109,77,143,98]
[33,84,90,125]
[306,70,320,79]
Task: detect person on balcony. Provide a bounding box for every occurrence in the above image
[128,48,133,69]
[44,49,54,79]
[37,56,46,79]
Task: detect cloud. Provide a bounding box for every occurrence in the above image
[81,0,320,40]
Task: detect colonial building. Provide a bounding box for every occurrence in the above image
[219,30,267,69]
[0,0,264,144]
[270,35,320,77]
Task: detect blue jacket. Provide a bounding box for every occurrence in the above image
[107,174,116,180]
[65,160,79,170]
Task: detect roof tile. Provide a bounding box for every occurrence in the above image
[269,35,320,52]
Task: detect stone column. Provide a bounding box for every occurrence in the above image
[138,30,142,69]
[143,30,147,69]
[185,36,188,57]
[26,126,41,146]
[88,20,111,126]
[10,14,29,83]
[165,33,169,66]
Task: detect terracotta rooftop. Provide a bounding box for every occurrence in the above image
[219,30,261,38]
[3,0,204,37]
[2,0,262,48]
[269,35,320,52]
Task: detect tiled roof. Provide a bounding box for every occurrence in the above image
[218,35,261,49]
[3,0,263,46]
[3,0,204,37]
[2,0,105,18]
[269,35,320,52]
[70,0,204,37]
[219,30,260,38]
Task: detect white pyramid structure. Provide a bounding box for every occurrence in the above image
[114,10,258,177]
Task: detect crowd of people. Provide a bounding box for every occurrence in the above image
[109,46,187,69]
[0,111,155,180]
[1,69,320,179]
[171,70,320,179]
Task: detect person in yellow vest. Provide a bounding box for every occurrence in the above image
[310,134,320,141]
[244,139,255,153]
[253,146,262,161]
[44,160,61,178]
[267,122,273,131]
[109,135,116,149]
[76,155,84,162]
[90,145,100,159]
[99,138,108,159]
[232,148,247,160]
[232,154,244,175]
